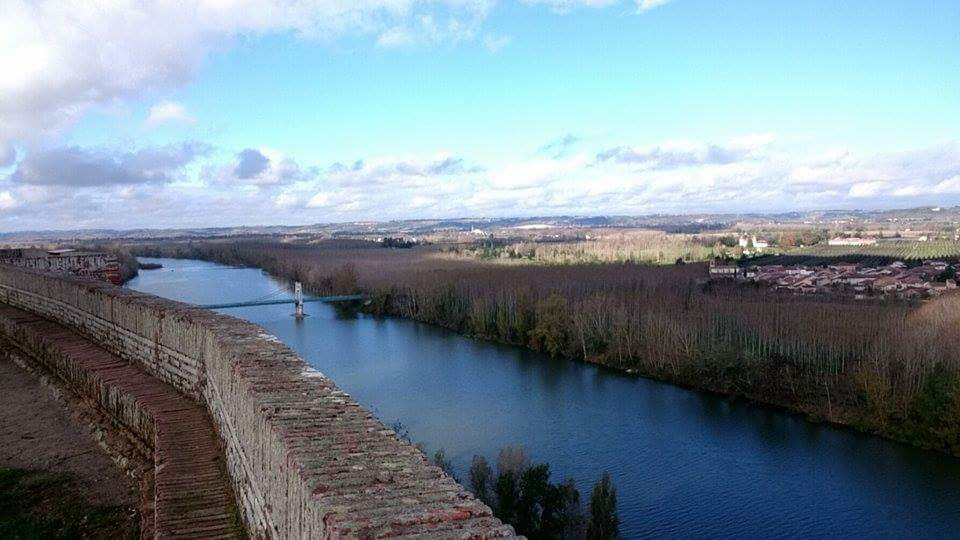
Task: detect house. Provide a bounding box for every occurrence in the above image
[900,276,930,289]
[929,282,951,295]
[0,248,121,284]
[709,260,741,279]
[745,260,957,299]
[872,277,899,293]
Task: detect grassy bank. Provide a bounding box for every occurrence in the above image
[131,240,960,457]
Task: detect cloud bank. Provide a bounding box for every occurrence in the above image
[10,143,208,187]
[4,136,958,231]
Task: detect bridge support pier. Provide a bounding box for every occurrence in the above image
[294,282,304,319]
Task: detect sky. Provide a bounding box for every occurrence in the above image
[1,0,959,231]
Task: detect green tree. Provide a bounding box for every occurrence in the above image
[528,294,570,357]
[556,478,585,539]
[587,472,619,540]
[484,447,586,539]
[516,463,552,536]
[534,471,584,539]
[469,455,494,506]
[494,469,522,527]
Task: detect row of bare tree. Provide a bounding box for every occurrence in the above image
[132,239,960,455]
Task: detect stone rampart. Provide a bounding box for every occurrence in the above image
[0,265,514,538]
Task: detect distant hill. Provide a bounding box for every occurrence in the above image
[1,206,956,243]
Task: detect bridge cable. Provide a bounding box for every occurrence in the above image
[233,284,294,306]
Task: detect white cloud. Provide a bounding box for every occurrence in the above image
[522,0,673,14]
[488,155,588,189]
[933,175,960,194]
[482,33,512,52]
[538,133,580,158]
[596,134,773,170]
[891,185,924,198]
[299,153,477,215]
[0,191,17,210]
[9,142,208,187]
[409,195,438,209]
[4,138,960,230]
[0,141,16,167]
[0,0,676,151]
[273,191,302,208]
[146,101,195,126]
[522,0,620,14]
[376,27,417,48]
[0,0,496,145]
[848,182,887,198]
[636,0,671,13]
[307,192,333,208]
[377,13,489,48]
[326,153,470,187]
[204,147,312,186]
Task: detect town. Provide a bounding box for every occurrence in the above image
[710,258,958,299]
[0,248,122,285]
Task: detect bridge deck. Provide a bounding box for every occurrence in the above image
[197,294,366,310]
[0,304,242,538]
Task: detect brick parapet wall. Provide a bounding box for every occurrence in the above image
[0,265,514,539]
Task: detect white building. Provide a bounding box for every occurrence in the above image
[827,237,878,246]
[739,235,768,250]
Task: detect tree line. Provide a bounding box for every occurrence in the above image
[130,239,960,456]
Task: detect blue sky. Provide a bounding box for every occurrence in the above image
[1,0,959,230]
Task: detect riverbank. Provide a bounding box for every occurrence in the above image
[126,242,960,458]
[363,288,960,456]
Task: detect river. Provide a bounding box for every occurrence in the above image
[127,257,960,538]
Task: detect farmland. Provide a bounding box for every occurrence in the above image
[757,240,960,267]
[442,229,721,265]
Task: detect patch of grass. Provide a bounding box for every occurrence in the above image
[0,468,137,539]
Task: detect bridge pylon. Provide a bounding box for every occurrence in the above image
[294,282,304,319]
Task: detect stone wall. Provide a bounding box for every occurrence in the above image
[0,265,514,538]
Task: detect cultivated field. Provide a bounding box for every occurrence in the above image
[759,240,960,266]
[442,229,723,265]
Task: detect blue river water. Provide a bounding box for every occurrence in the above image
[128,257,960,538]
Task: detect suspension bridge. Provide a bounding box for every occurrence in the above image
[196,282,366,318]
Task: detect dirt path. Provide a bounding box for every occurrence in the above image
[0,351,139,533]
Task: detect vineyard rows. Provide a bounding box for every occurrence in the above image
[756,240,960,266]
[799,241,960,259]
